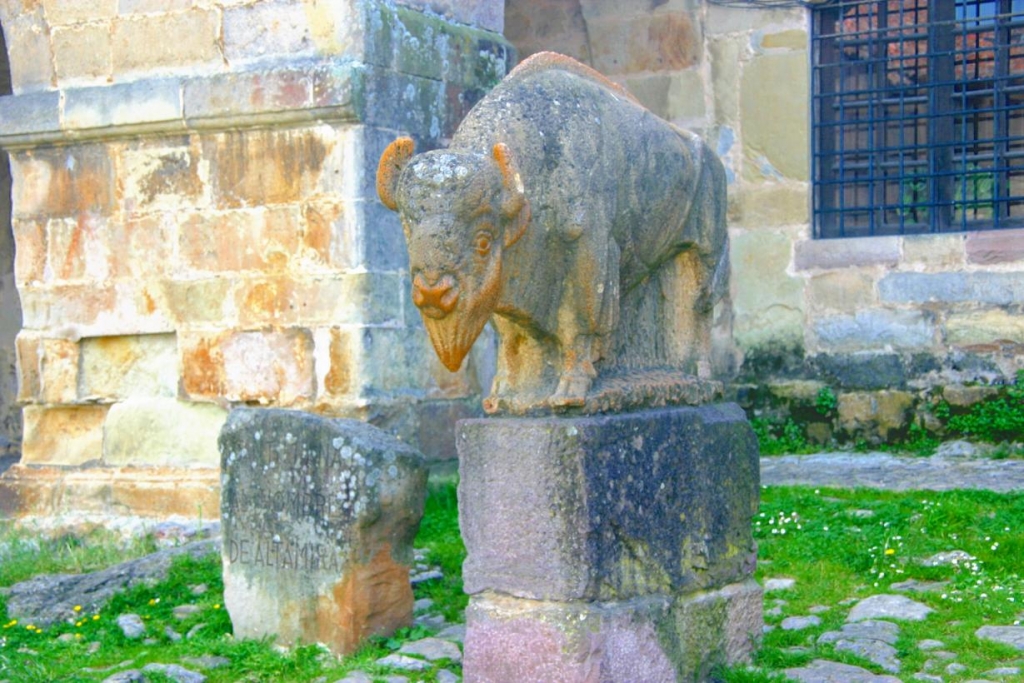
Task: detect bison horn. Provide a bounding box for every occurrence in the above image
[492,143,530,248]
[378,137,415,212]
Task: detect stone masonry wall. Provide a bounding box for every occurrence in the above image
[505,2,1024,444]
[0,0,510,518]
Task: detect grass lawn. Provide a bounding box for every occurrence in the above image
[1,482,1022,681]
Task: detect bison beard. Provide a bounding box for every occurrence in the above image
[419,260,502,372]
[422,302,491,372]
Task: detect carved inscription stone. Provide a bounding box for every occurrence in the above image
[219,408,427,655]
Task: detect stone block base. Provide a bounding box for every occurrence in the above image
[464,580,763,683]
[456,403,762,681]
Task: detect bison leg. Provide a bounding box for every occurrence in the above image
[549,334,597,407]
[548,237,617,408]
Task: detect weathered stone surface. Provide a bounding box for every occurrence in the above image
[847,594,933,622]
[785,659,901,683]
[587,12,701,75]
[464,580,762,683]
[966,228,1024,264]
[815,309,934,351]
[79,334,177,401]
[740,51,808,180]
[732,184,810,228]
[795,236,900,270]
[102,399,227,467]
[904,233,965,267]
[808,270,876,312]
[64,79,182,132]
[946,310,1024,345]
[975,625,1024,650]
[731,230,804,348]
[52,24,113,84]
[21,404,107,466]
[836,391,914,441]
[459,404,758,601]
[880,272,1024,305]
[111,10,220,74]
[220,408,427,655]
[6,539,217,627]
[811,353,907,391]
[180,329,315,406]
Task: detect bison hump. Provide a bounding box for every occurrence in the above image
[507,52,641,106]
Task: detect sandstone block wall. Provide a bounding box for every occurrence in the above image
[0,0,511,518]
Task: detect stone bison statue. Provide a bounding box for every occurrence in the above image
[377,52,728,413]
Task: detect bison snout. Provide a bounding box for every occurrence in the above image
[412,273,460,318]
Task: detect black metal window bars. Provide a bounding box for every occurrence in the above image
[812,0,1024,238]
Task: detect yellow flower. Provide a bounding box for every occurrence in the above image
[92,615,100,621]
[885,548,896,555]
[213,604,221,610]
[73,605,82,612]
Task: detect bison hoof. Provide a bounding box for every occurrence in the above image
[548,375,591,409]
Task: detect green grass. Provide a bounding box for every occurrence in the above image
[719,486,1024,682]
[0,483,468,682]
[3,483,1024,681]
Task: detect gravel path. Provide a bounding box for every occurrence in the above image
[761,452,1024,492]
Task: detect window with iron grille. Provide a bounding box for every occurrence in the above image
[812,0,1024,238]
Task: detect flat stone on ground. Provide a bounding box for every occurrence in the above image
[819,620,901,645]
[782,615,821,631]
[764,577,796,592]
[891,579,950,593]
[141,663,206,683]
[785,659,902,682]
[398,637,462,662]
[917,639,945,650]
[374,654,431,671]
[920,550,975,567]
[976,625,1024,650]
[833,638,900,673]
[848,594,933,622]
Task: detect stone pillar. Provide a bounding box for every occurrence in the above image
[0,0,511,520]
[457,404,763,682]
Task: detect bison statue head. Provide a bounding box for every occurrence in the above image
[377,137,531,372]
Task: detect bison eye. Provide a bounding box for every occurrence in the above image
[474,231,493,257]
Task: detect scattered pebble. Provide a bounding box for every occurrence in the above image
[115,614,146,639]
[172,605,202,621]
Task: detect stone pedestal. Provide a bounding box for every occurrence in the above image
[219,408,426,655]
[457,404,763,682]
